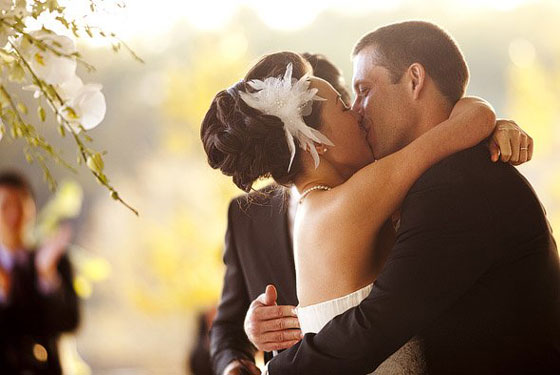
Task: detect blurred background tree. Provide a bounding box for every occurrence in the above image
[0,0,140,213]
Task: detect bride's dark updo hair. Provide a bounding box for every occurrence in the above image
[201,51,323,192]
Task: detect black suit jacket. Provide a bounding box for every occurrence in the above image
[210,186,298,375]
[0,252,80,375]
[269,143,560,374]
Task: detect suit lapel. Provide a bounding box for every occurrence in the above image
[270,189,298,305]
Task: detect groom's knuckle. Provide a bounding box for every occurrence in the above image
[246,325,256,337]
[248,322,261,336]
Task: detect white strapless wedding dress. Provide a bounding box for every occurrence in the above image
[296,283,426,375]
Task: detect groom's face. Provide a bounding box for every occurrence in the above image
[352,46,417,159]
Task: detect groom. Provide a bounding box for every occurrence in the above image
[261,21,560,374]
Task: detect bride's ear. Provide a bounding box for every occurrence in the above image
[407,63,426,100]
[314,143,329,155]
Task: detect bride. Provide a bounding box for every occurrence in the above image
[200,51,529,373]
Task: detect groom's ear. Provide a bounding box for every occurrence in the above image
[407,63,426,100]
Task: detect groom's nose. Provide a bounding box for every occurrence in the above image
[351,96,363,113]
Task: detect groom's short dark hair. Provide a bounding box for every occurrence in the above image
[353,21,469,104]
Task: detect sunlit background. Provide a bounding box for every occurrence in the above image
[1,0,559,374]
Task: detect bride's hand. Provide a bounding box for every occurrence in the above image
[488,119,533,165]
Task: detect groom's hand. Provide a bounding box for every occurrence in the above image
[244,285,302,352]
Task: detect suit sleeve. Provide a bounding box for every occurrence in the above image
[37,253,80,334]
[269,164,498,374]
[210,201,257,375]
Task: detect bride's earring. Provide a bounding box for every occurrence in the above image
[322,147,328,153]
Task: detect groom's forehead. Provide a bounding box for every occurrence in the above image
[352,47,385,80]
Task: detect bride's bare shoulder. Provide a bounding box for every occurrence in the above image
[295,189,355,234]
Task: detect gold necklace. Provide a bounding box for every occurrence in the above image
[298,185,332,204]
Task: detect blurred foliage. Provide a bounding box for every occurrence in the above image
[0,0,140,214]
[506,48,560,237]
[162,33,249,154]
[507,60,559,156]
[117,33,251,312]
[35,178,83,239]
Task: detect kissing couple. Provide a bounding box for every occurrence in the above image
[201,21,560,375]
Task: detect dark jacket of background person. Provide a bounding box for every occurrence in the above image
[269,143,560,375]
[189,310,214,375]
[0,251,79,375]
[210,186,297,375]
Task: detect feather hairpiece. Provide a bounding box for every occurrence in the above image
[238,63,334,171]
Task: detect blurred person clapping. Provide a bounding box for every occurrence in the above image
[0,171,79,375]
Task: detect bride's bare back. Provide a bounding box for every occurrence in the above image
[295,201,395,306]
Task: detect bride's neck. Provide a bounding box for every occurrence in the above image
[294,161,346,195]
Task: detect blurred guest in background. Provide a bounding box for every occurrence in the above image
[209,53,351,375]
[0,171,80,375]
[301,52,351,106]
[188,306,216,375]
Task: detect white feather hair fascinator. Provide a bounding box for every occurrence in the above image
[238,63,334,172]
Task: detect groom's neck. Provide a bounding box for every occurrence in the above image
[409,98,453,142]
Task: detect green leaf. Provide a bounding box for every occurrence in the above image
[8,63,26,83]
[38,106,46,122]
[86,152,104,174]
[17,102,28,114]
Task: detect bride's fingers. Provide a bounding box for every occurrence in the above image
[494,129,512,162]
[259,317,300,333]
[513,133,529,166]
[509,130,522,164]
[489,139,500,162]
[527,136,534,161]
